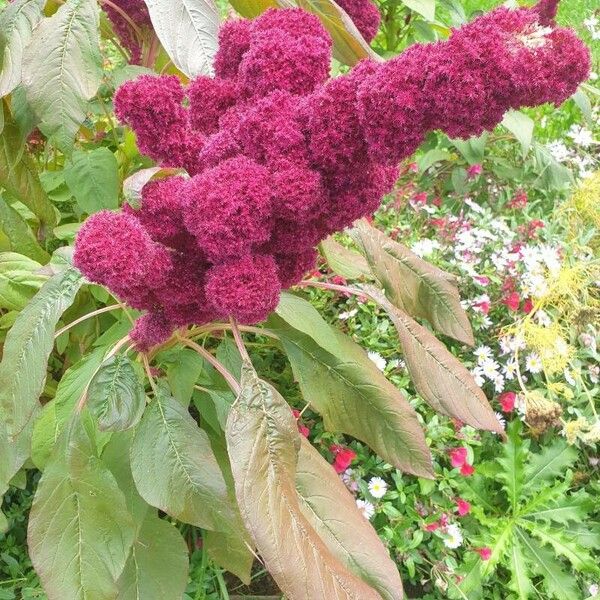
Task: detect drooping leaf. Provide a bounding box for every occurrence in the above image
[143,0,220,78]
[522,438,578,494]
[0,196,49,262]
[296,438,403,600]
[226,363,382,600]
[368,288,502,434]
[268,293,433,477]
[0,106,56,233]
[278,0,381,66]
[354,221,474,345]
[31,348,106,470]
[0,266,82,440]
[0,251,46,311]
[497,420,527,512]
[116,513,189,600]
[0,0,45,97]
[507,536,533,600]
[502,110,534,157]
[87,354,146,431]
[516,529,579,599]
[28,418,135,600]
[22,0,103,153]
[130,383,236,530]
[319,236,372,280]
[400,0,435,21]
[63,147,120,214]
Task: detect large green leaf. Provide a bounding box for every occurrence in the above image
[87,354,146,432]
[31,348,106,470]
[496,420,527,512]
[226,363,382,599]
[64,147,120,214]
[278,0,381,66]
[0,106,56,233]
[354,221,474,345]
[0,196,49,262]
[516,529,579,599]
[522,439,578,494]
[319,236,372,280]
[0,0,45,97]
[229,0,277,17]
[0,251,46,311]
[507,536,532,600]
[22,0,103,153]
[296,438,403,600]
[130,384,236,530]
[501,110,534,158]
[369,288,502,434]
[144,0,220,77]
[0,266,82,439]
[268,293,433,477]
[522,489,593,525]
[116,513,189,600]
[400,0,435,21]
[28,419,135,600]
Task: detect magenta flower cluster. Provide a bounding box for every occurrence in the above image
[74,4,589,350]
[103,0,153,64]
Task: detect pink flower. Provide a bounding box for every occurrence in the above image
[499,391,516,413]
[503,292,521,311]
[473,275,490,286]
[467,164,482,178]
[475,547,492,561]
[455,498,471,516]
[424,521,440,531]
[292,409,310,438]
[522,298,534,313]
[507,189,527,209]
[460,463,475,476]
[449,447,468,468]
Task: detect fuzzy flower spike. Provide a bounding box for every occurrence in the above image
[75,1,590,350]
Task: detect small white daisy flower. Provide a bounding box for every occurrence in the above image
[494,374,505,393]
[525,353,543,374]
[474,346,493,364]
[356,499,375,520]
[495,412,506,430]
[367,351,386,372]
[503,359,518,381]
[443,524,463,549]
[368,477,388,499]
[471,366,485,387]
[480,358,500,380]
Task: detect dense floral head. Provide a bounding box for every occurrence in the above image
[335,0,381,42]
[103,0,153,64]
[78,3,590,349]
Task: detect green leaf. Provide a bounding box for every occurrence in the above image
[31,348,106,470]
[0,266,82,439]
[533,143,573,191]
[522,438,578,494]
[130,383,236,530]
[0,196,49,262]
[501,110,534,157]
[369,287,502,434]
[417,148,451,172]
[354,221,474,345]
[144,0,220,77]
[87,354,146,432]
[0,251,46,311]
[508,535,533,600]
[572,88,592,124]
[0,106,57,232]
[165,347,205,406]
[22,0,103,153]
[522,489,592,525]
[296,438,403,600]
[229,0,277,17]
[28,418,135,600]
[116,513,189,600]
[497,420,527,512]
[451,132,487,164]
[516,529,579,599]
[0,0,45,97]
[319,236,372,280]
[401,0,435,21]
[226,363,381,599]
[278,0,381,66]
[63,148,120,213]
[268,293,433,477]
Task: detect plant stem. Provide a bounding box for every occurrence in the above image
[54,304,122,339]
[229,317,252,363]
[178,336,240,395]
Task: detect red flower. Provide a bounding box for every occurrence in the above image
[475,547,492,560]
[449,447,468,468]
[473,299,491,314]
[412,191,428,205]
[330,445,356,473]
[499,391,516,413]
[424,521,440,531]
[460,463,475,476]
[522,298,534,313]
[507,189,527,209]
[292,409,310,438]
[456,498,471,516]
[503,291,521,311]
[439,513,449,527]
